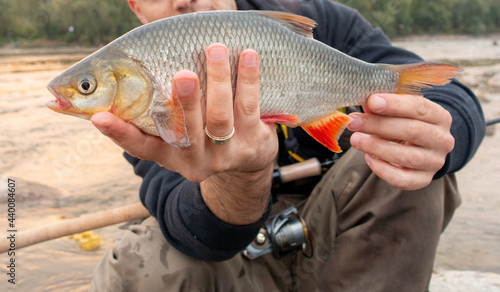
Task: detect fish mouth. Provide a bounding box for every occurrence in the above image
[46,82,92,120]
[46,83,72,112]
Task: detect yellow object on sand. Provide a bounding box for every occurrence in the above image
[69,231,101,251]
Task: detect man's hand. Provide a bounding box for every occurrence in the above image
[347,94,455,191]
[91,43,278,225]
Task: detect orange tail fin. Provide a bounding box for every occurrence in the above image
[386,63,460,95]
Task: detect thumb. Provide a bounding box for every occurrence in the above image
[90,112,163,160]
[91,112,130,138]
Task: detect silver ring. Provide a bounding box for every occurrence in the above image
[205,126,235,145]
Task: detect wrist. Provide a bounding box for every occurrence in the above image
[200,165,273,225]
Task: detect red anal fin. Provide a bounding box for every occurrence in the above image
[301,110,351,153]
[386,63,460,95]
[261,114,301,125]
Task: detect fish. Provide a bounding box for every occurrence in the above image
[46,10,459,153]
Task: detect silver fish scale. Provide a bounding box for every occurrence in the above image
[112,11,398,124]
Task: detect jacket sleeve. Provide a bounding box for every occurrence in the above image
[299,0,485,177]
[124,153,271,262]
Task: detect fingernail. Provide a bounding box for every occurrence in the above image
[348,114,362,131]
[243,51,257,67]
[351,132,360,148]
[208,45,227,61]
[365,154,373,165]
[175,78,195,96]
[373,95,386,112]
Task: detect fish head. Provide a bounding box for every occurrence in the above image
[46,56,118,119]
[47,49,153,121]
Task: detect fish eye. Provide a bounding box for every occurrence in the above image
[77,75,97,95]
[81,81,91,91]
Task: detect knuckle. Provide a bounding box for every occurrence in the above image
[242,147,258,162]
[434,156,447,171]
[405,120,423,141]
[211,158,231,173]
[442,109,453,126]
[207,114,232,129]
[179,96,199,112]
[415,97,430,118]
[400,149,426,170]
[445,134,455,153]
[434,128,455,154]
[391,174,426,191]
[239,71,259,85]
[238,147,271,173]
[209,71,231,83]
[240,98,259,116]
[429,152,446,169]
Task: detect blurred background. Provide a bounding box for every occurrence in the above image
[0,0,499,291]
[0,0,499,47]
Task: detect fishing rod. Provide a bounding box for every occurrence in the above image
[0,203,149,254]
[272,157,332,185]
[0,158,328,254]
[486,118,500,126]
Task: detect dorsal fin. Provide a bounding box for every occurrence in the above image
[255,11,317,38]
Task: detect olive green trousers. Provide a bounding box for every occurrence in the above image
[90,149,460,292]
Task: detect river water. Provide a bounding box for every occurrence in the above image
[0,36,499,291]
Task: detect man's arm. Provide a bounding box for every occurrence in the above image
[121,153,272,261]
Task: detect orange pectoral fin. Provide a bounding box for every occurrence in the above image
[151,94,190,148]
[301,110,351,153]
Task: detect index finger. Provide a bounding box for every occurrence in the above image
[366,93,452,126]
